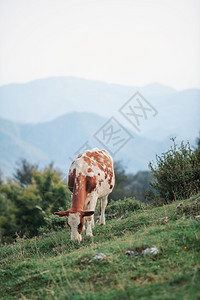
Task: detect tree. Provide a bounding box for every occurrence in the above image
[109,161,152,201]
[109,161,128,201]
[194,132,200,160]
[32,167,71,213]
[0,164,71,242]
[149,138,200,204]
[126,171,153,201]
[0,169,3,186]
[13,159,38,186]
[0,184,18,243]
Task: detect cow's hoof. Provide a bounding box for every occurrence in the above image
[86,232,93,237]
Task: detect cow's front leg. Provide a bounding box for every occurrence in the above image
[91,215,95,228]
[85,191,97,234]
[86,215,93,236]
[100,195,108,225]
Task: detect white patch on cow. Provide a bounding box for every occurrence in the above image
[68,213,82,242]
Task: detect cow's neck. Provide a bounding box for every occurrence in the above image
[71,173,87,212]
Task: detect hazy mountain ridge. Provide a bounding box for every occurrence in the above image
[0,77,199,177]
[0,112,173,177]
[0,77,199,142]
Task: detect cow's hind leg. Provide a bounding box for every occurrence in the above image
[100,195,108,225]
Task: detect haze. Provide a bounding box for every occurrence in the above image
[0,0,200,89]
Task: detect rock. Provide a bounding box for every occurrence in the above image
[195,215,200,219]
[125,250,135,256]
[90,253,106,262]
[125,246,159,257]
[80,257,90,263]
[176,203,184,210]
[142,246,159,255]
[160,216,169,223]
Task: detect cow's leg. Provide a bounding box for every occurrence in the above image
[91,215,95,228]
[85,191,98,236]
[100,195,108,225]
[86,215,93,236]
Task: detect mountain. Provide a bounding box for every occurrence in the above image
[0,77,199,142]
[0,112,172,177]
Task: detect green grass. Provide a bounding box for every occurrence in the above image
[0,195,200,299]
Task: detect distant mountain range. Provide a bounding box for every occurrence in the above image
[0,112,173,177]
[0,77,199,177]
[0,77,199,141]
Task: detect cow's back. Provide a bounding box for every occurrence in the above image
[68,149,115,198]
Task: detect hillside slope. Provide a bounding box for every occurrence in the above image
[0,195,199,299]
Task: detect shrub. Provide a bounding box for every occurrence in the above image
[105,197,141,218]
[38,213,67,234]
[149,138,200,205]
[0,167,71,242]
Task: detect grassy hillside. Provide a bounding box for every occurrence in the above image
[0,195,200,299]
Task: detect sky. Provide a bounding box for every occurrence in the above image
[0,0,200,90]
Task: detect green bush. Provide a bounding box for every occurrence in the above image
[0,167,71,243]
[149,138,200,205]
[106,197,141,218]
[38,213,67,234]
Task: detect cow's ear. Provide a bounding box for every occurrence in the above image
[54,210,71,217]
[81,211,95,217]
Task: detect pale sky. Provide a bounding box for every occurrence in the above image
[0,0,200,89]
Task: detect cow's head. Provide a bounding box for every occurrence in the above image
[54,210,94,242]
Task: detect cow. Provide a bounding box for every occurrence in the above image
[54,148,115,242]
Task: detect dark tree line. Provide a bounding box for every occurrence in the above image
[109,161,152,202]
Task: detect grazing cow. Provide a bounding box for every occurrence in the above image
[54,148,115,241]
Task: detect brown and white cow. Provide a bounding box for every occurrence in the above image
[54,148,115,242]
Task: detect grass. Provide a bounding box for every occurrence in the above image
[0,195,200,299]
